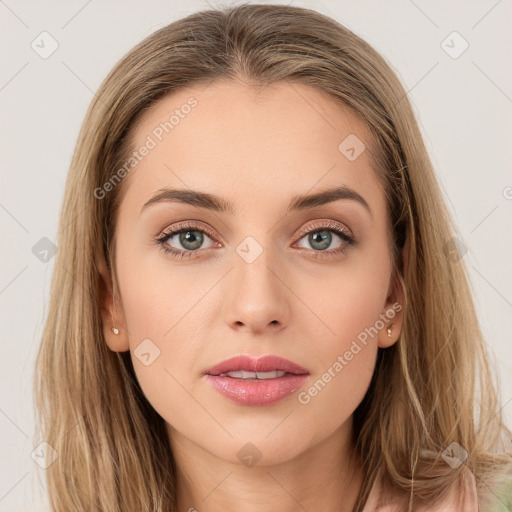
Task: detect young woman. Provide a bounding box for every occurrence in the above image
[34,4,512,511]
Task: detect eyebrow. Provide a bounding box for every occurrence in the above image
[140,185,372,218]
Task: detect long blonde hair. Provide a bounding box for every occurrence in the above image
[34,3,512,510]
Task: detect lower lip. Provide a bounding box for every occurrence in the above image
[206,374,309,406]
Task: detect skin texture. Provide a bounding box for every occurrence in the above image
[98,79,405,512]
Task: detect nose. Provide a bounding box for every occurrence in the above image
[223,246,291,335]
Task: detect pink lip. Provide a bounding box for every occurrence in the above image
[205,355,310,376]
[204,355,310,406]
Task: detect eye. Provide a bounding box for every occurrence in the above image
[155,221,219,259]
[154,219,356,260]
[294,220,355,258]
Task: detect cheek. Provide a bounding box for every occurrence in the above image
[293,243,391,357]
[115,234,208,342]
[291,266,387,420]
[287,244,391,425]
[114,242,217,415]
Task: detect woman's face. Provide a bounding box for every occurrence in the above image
[100,79,403,466]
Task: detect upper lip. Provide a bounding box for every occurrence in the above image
[205,355,310,376]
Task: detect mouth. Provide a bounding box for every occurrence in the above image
[204,355,310,406]
[205,354,310,377]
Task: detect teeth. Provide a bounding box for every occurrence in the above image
[220,370,286,379]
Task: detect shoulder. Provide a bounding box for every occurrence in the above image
[428,471,479,511]
[362,469,479,512]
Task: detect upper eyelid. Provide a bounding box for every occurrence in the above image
[158,219,352,246]
[295,219,352,237]
[158,220,216,238]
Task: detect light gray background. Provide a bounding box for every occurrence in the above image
[1,0,511,510]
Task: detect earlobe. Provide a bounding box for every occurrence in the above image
[377,287,404,348]
[378,242,408,349]
[96,249,130,353]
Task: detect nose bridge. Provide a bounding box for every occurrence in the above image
[234,236,276,293]
[224,231,290,332]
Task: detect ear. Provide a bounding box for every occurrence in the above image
[96,248,130,352]
[377,241,408,349]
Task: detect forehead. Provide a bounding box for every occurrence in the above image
[117,79,385,218]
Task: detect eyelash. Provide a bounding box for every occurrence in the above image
[154,220,356,260]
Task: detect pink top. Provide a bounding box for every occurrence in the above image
[361,470,479,511]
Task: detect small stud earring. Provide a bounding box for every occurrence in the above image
[387,324,394,338]
[110,307,119,335]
